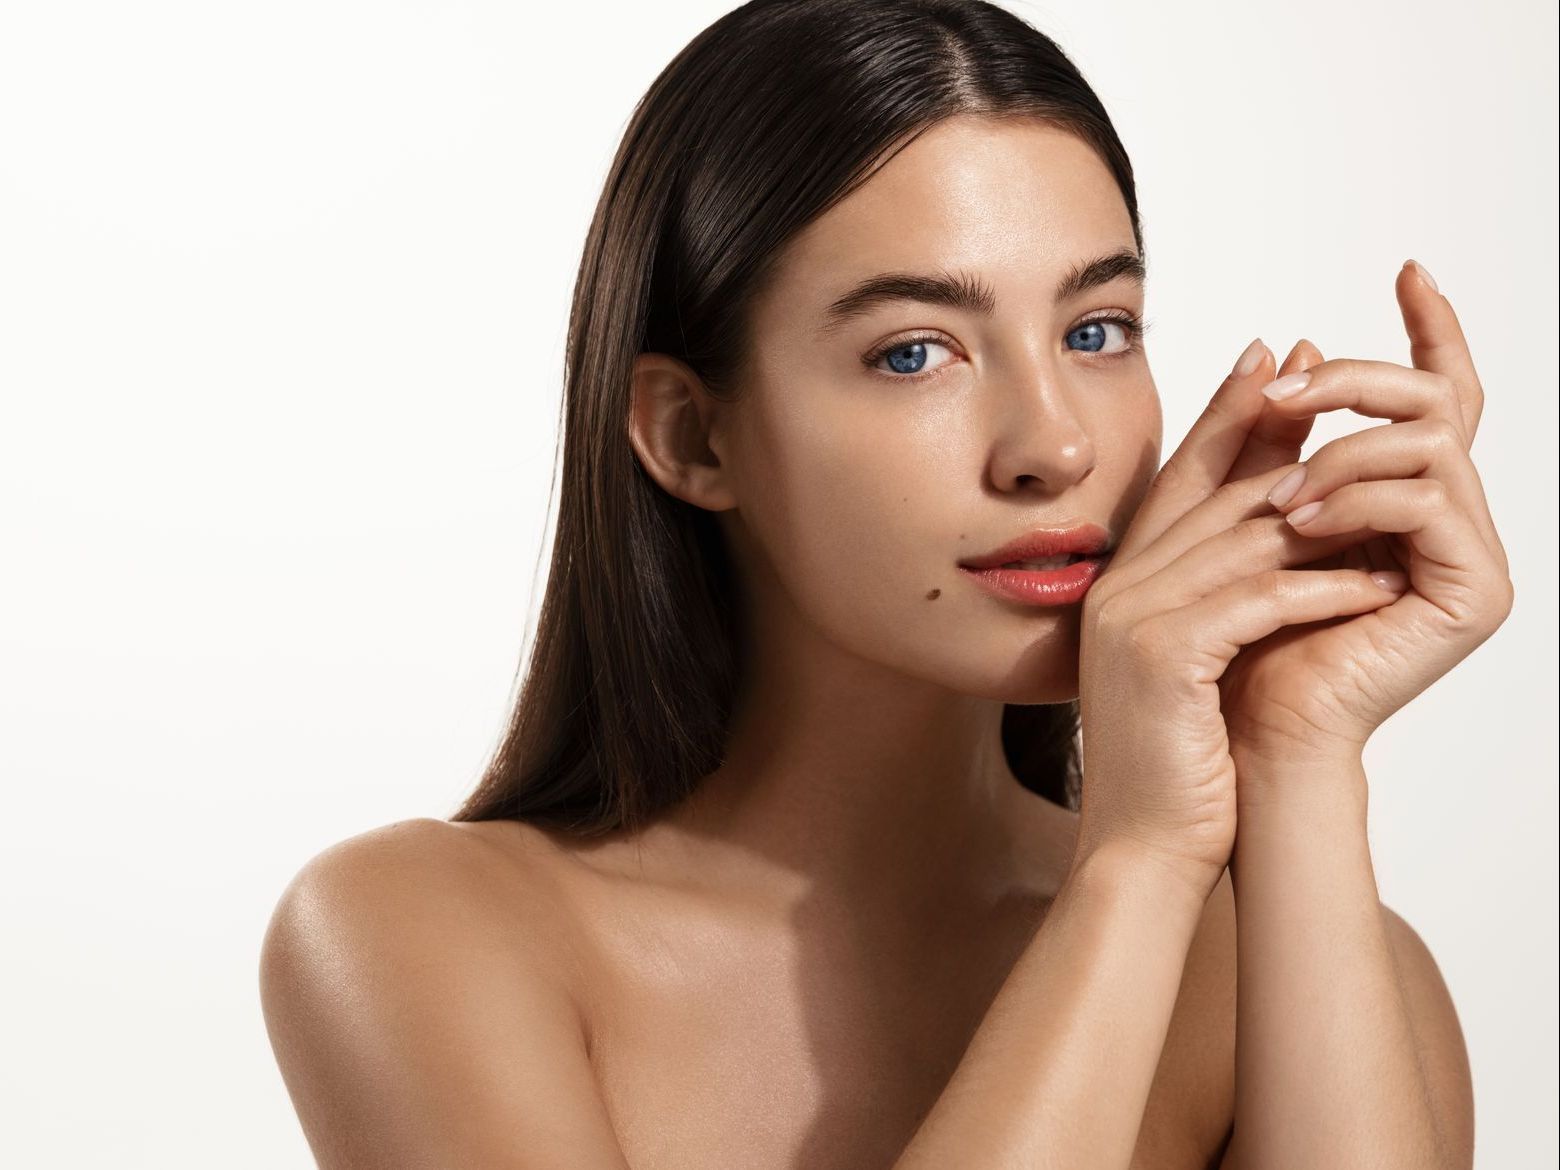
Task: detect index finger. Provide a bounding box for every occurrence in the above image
[1113,337,1275,564]
[1398,259,1485,443]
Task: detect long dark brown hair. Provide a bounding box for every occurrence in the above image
[450,0,1145,836]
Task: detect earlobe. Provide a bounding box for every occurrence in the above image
[627,352,739,512]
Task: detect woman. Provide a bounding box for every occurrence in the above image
[259,1,1509,1165]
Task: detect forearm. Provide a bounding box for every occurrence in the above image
[1224,754,1449,1168]
[891,843,1209,1170]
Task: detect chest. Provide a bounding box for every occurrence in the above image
[569,885,1228,1170]
[582,899,1026,1170]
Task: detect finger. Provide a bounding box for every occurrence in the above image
[1105,504,1387,614]
[1113,336,1275,564]
[1265,414,1503,574]
[1282,479,1498,612]
[1256,356,1469,433]
[1266,417,1495,543]
[1397,260,1485,443]
[1133,567,1405,671]
[1225,338,1323,484]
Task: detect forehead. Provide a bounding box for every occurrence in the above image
[765,116,1136,320]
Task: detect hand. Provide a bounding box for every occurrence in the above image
[1213,261,1514,766]
[1072,339,1418,904]
[1225,339,1407,586]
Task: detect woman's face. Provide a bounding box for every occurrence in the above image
[711,115,1163,702]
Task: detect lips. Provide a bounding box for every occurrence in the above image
[958,521,1112,571]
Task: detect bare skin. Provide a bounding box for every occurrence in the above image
[262,810,1239,1170]
[261,116,1485,1168]
[470,793,1234,1169]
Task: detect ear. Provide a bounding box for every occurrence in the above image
[626,352,739,512]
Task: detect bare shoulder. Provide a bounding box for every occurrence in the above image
[261,817,586,1001]
[259,817,628,1169]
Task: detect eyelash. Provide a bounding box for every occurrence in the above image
[861,310,1152,384]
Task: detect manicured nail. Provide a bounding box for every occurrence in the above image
[1407,259,1438,293]
[1370,570,1409,592]
[1286,500,1323,527]
[1261,371,1312,401]
[1231,337,1268,379]
[1267,466,1307,508]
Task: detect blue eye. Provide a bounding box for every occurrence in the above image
[1067,313,1146,354]
[863,311,1149,383]
[867,338,956,378]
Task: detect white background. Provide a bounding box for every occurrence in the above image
[2,1,1554,1165]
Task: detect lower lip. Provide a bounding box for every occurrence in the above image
[958,555,1109,606]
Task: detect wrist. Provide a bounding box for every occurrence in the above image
[1230,733,1365,775]
[1064,838,1215,925]
[1233,736,1367,792]
[1234,752,1370,833]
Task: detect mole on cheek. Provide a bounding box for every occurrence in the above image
[925,588,941,600]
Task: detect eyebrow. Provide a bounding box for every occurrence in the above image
[817,248,1146,336]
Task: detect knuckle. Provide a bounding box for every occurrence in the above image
[1214,475,1260,511]
[1249,567,1287,597]
[1234,514,1277,551]
[1428,416,1463,450]
[1420,479,1451,509]
[1087,589,1126,631]
[1469,577,1515,638]
[1496,575,1516,619]
[1125,615,1175,660]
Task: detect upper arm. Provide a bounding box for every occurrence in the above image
[1380,903,1476,1168]
[258,818,630,1170]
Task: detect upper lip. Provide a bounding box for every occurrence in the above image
[958,522,1112,569]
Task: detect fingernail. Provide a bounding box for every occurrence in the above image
[1407,259,1438,293]
[1286,500,1323,527]
[1231,337,1267,379]
[1261,371,1312,401]
[1267,466,1307,508]
[1370,570,1409,592]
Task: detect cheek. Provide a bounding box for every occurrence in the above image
[1107,390,1163,518]
[731,398,956,643]
[752,413,940,586]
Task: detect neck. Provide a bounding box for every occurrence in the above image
[627,609,1069,918]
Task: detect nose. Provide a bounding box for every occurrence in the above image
[982,360,1097,494]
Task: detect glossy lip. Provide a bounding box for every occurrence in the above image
[957,521,1113,570]
[958,556,1108,606]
